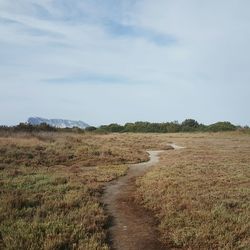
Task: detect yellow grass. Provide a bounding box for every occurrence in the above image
[0,132,168,249]
[0,131,249,249]
[135,132,250,249]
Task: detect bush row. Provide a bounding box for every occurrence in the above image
[96,119,239,133]
[0,119,244,134]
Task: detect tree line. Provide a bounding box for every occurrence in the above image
[0,123,83,133]
[93,119,238,133]
[0,119,248,134]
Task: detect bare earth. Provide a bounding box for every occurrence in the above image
[103,144,181,250]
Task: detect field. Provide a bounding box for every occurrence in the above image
[0,132,168,249]
[0,131,249,249]
[135,132,250,249]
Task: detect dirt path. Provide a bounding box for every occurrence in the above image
[103,144,183,250]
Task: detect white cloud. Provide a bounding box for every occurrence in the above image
[0,0,250,125]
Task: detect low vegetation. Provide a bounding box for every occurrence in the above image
[0,164,127,249]
[135,132,250,249]
[0,131,249,249]
[0,132,168,249]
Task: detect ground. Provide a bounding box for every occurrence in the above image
[0,131,249,249]
[136,132,250,249]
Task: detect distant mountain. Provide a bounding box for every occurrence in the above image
[28,117,89,129]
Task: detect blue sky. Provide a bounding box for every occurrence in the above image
[0,0,250,126]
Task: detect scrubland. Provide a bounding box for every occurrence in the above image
[0,131,249,249]
[135,132,250,249]
[0,132,167,249]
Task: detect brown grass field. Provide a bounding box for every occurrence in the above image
[0,131,249,249]
[135,132,250,249]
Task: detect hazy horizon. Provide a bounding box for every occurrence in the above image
[0,116,247,128]
[1,1,250,126]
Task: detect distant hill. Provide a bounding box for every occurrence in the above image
[28,117,89,129]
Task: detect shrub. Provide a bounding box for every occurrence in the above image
[85,126,97,132]
[207,122,236,132]
[181,119,200,132]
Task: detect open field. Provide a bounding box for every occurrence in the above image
[0,131,249,249]
[0,132,168,249]
[135,133,250,249]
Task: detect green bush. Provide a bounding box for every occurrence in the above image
[207,122,236,132]
[0,120,240,134]
[181,119,200,132]
[85,126,97,132]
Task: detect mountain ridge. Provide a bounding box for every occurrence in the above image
[28,117,89,129]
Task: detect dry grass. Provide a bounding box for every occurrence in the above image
[0,132,168,249]
[0,132,172,168]
[135,132,250,249]
[1,131,249,249]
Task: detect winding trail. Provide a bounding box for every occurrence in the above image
[103,144,183,250]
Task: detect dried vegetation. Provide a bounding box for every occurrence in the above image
[135,132,250,249]
[0,131,249,249]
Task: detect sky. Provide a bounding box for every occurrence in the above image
[0,0,250,126]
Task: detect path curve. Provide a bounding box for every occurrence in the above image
[103,143,183,250]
